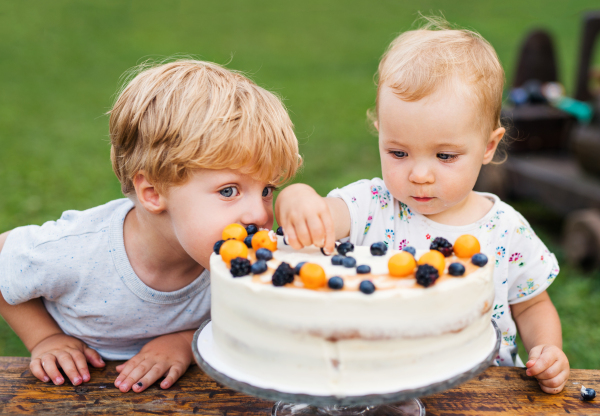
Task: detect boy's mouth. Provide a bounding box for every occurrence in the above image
[412,196,433,202]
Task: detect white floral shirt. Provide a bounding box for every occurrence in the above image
[328,178,559,367]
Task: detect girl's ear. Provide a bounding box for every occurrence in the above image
[483,127,505,165]
[133,171,167,214]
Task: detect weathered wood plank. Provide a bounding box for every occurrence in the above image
[0,357,598,415]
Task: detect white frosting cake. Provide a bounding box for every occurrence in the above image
[209,238,495,396]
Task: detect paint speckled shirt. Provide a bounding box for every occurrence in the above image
[0,199,211,360]
[328,178,559,367]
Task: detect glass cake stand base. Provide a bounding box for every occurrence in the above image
[271,399,425,415]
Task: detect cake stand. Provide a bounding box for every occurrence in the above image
[192,319,501,416]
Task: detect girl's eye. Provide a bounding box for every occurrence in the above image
[219,187,239,198]
[262,187,275,198]
[437,153,458,161]
[391,151,407,158]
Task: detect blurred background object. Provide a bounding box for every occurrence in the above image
[1,0,599,369]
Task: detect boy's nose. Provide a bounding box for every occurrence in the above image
[408,163,435,184]
[241,198,271,229]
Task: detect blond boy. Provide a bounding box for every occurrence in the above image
[0,60,300,392]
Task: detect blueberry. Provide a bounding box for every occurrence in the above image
[328,276,344,290]
[370,242,388,256]
[471,253,488,267]
[448,262,465,276]
[294,261,307,275]
[430,237,453,257]
[581,386,596,401]
[342,256,356,268]
[415,264,439,287]
[402,246,416,256]
[272,262,294,286]
[243,235,253,248]
[331,255,344,265]
[245,224,258,235]
[251,260,268,275]
[276,226,284,236]
[230,257,251,277]
[357,265,371,274]
[359,280,375,294]
[337,242,354,256]
[255,248,273,261]
[213,240,225,255]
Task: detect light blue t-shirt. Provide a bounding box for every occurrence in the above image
[0,199,211,360]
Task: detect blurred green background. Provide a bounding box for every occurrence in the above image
[1,1,599,370]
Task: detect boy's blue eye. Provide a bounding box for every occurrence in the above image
[437,153,458,161]
[220,187,238,198]
[262,187,274,197]
[392,151,407,158]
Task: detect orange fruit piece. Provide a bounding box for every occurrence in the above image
[222,223,248,241]
[299,263,327,289]
[388,252,417,277]
[418,250,446,275]
[219,240,248,264]
[251,230,278,252]
[454,234,481,258]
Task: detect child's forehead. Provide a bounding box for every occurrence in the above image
[192,167,278,185]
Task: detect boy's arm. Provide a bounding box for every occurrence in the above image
[0,231,105,385]
[511,291,570,394]
[275,183,351,254]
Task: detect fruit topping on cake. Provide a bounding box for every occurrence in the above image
[370,242,388,256]
[357,265,371,274]
[453,234,481,258]
[230,257,251,277]
[299,263,327,289]
[251,260,268,275]
[471,253,488,267]
[213,239,225,254]
[402,246,416,256]
[243,235,253,248]
[430,237,453,257]
[448,262,466,276]
[331,255,344,265]
[222,223,248,241]
[416,264,439,287]
[417,250,446,275]
[251,230,278,251]
[359,280,376,294]
[342,256,357,268]
[328,276,344,290]
[294,261,307,275]
[245,224,258,235]
[255,248,273,261]
[276,226,284,236]
[220,240,248,264]
[388,251,416,277]
[337,242,354,256]
[272,262,294,286]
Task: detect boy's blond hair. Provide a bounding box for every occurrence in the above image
[374,16,504,134]
[109,59,300,196]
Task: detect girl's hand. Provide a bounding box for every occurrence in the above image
[30,333,105,386]
[525,344,570,394]
[114,330,194,393]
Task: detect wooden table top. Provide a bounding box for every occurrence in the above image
[0,357,598,415]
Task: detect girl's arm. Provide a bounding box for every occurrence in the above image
[511,291,570,394]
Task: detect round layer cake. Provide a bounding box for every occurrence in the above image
[210,235,495,396]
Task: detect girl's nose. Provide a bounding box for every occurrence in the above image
[408,162,435,184]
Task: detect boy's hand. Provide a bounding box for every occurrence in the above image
[114,330,194,393]
[525,344,570,394]
[30,333,105,386]
[275,184,337,254]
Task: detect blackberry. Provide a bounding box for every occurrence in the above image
[448,262,466,276]
[276,226,284,236]
[342,256,356,268]
[272,262,294,286]
[337,242,354,256]
[331,255,344,265]
[328,276,344,290]
[230,257,251,277]
[370,242,387,256]
[415,264,439,287]
[213,240,225,255]
[255,248,273,261]
[471,253,488,267]
[294,261,307,275]
[357,265,371,274]
[359,280,375,294]
[402,246,416,256]
[243,235,253,248]
[251,260,268,275]
[430,237,453,257]
[581,386,596,401]
[245,224,258,235]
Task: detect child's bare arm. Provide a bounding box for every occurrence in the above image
[114,329,195,393]
[275,183,351,254]
[511,291,570,394]
[0,231,105,386]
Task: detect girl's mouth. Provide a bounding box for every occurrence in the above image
[412,196,433,202]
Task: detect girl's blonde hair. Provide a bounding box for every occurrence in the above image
[109,59,300,196]
[372,16,505,135]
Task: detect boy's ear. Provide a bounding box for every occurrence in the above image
[483,127,505,165]
[374,121,379,131]
[133,172,166,214]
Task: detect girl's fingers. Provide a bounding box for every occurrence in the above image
[294,219,312,248]
[114,358,138,388]
[283,223,302,250]
[118,360,153,393]
[30,359,51,383]
[40,355,65,385]
[534,360,562,381]
[84,347,105,368]
[71,350,91,383]
[320,211,336,255]
[160,363,186,389]
[132,364,167,393]
[539,369,569,389]
[526,350,557,377]
[56,351,83,385]
[307,215,326,248]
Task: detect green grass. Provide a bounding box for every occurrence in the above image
[1,1,599,369]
